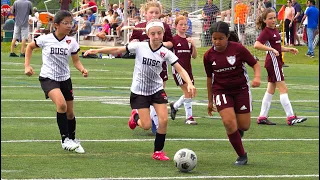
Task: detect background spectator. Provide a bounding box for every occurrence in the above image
[79,14,92,37]
[234,0,248,44]
[60,0,72,11]
[292,0,302,45]
[10,0,32,57]
[284,0,295,46]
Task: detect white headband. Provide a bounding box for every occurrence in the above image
[146,21,164,32]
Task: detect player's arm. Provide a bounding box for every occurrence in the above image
[254,41,279,56]
[187,38,197,59]
[24,41,38,76]
[71,54,88,77]
[281,46,298,55]
[163,41,173,48]
[172,63,196,98]
[251,62,261,88]
[84,46,127,56]
[206,76,216,116]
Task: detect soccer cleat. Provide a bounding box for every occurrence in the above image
[257,116,276,125]
[170,102,178,120]
[152,151,170,161]
[20,53,25,57]
[61,137,79,151]
[128,109,138,130]
[185,116,198,125]
[287,115,307,126]
[73,139,85,153]
[238,129,244,138]
[151,120,157,135]
[234,153,248,165]
[9,52,19,57]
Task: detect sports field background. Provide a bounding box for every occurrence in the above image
[1,44,319,179]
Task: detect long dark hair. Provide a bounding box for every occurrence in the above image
[209,21,240,42]
[54,10,72,24]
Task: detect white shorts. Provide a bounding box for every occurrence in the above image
[13,25,29,40]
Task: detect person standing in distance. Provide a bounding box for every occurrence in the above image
[204,21,261,165]
[84,19,196,161]
[9,0,32,57]
[24,10,88,153]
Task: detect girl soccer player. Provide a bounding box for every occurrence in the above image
[254,8,307,126]
[166,16,198,125]
[84,19,196,161]
[204,21,261,165]
[24,10,88,153]
[129,1,173,134]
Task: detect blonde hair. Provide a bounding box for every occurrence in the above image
[174,15,187,26]
[144,1,162,14]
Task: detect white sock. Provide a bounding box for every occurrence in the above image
[173,95,185,110]
[280,93,294,117]
[183,98,192,119]
[150,105,159,128]
[259,92,273,117]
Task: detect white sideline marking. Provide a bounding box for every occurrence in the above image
[1,76,133,80]
[1,98,319,103]
[1,138,318,143]
[1,85,319,91]
[1,116,319,119]
[0,174,318,179]
[1,170,24,173]
[1,69,110,72]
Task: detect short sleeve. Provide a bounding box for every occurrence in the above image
[165,50,178,65]
[34,35,45,48]
[70,39,80,55]
[203,52,213,78]
[126,42,139,53]
[305,7,310,16]
[239,44,257,67]
[256,29,269,45]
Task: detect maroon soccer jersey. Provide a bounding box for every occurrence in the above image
[129,22,173,42]
[256,27,283,68]
[203,41,257,92]
[172,35,193,74]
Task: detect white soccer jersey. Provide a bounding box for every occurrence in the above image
[127,42,178,96]
[35,33,80,81]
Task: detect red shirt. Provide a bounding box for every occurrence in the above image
[203,42,257,92]
[256,27,283,68]
[172,35,193,75]
[88,1,97,13]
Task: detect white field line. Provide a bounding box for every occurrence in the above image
[1,76,133,80]
[1,138,319,143]
[1,69,110,72]
[1,116,319,119]
[0,174,319,179]
[1,99,319,103]
[1,85,319,91]
[1,170,24,173]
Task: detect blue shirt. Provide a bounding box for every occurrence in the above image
[306,5,319,29]
[88,14,96,23]
[186,18,192,36]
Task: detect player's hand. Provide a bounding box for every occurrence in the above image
[84,49,98,56]
[207,103,217,116]
[251,76,261,88]
[24,65,35,76]
[289,48,299,55]
[187,84,197,98]
[272,49,279,56]
[81,68,88,77]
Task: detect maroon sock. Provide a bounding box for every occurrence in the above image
[228,130,246,157]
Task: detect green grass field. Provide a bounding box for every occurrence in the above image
[1,45,319,179]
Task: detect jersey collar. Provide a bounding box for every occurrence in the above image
[148,41,163,52]
[53,32,66,42]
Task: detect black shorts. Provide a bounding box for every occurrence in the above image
[235,24,245,34]
[39,76,74,101]
[130,89,168,109]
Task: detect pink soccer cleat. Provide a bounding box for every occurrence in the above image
[128,109,138,130]
[152,151,170,161]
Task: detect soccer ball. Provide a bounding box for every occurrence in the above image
[173,148,197,172]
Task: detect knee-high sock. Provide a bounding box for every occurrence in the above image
[280,93,294,117]
[68,117,76,140]
[150,105,159,128]
[173,95,185,110]
[183,98,193,119]
[57,112,68,142]
[259,92,273,117]
[154,133,166,152]
[228,130,246,157]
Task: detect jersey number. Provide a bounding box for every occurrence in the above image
[215,94,227,106]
